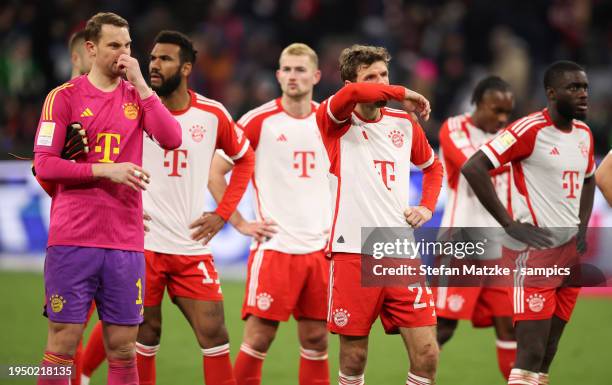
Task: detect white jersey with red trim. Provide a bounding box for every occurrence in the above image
[237,98,331,254]
[143,90,249,255]
[439,114,511,228]
[481,108,595,244]
[318,102,436,254]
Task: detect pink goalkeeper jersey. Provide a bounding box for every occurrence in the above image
[33,75,182,252]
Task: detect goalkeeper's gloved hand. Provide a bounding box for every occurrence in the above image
[60,122,89,160]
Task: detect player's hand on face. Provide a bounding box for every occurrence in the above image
[97,162,150,191]
[143,211,152,233]
[504,221,554,249]
[61,123,89,160]
[189,212,225,245]
[402,88,431,121]
[117,54,147,89]
[404,206,432,228]
[236,218,278,242]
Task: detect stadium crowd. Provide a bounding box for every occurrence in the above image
[2,0,612,158]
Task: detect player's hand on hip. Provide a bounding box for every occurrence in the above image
[93,162,150,191]
[404,206,432,228]
[117,54,152,98]
[189,212,225,245]
[402,88,431,121]
[504,221,553,249]
[236,218,278,242]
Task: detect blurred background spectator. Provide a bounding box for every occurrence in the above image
[1,0,611,158]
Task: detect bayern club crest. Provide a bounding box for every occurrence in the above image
[388,129,405,148]
[256,292,273,311]
[189,124,205,142]
[526,294,545,313]
[578,141,589,159]
[447,294,465,312]
[332,308,351,327]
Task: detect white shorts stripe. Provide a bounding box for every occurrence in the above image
[326,260,335,322]
[247,247,265,306]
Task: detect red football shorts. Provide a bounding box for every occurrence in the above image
[504,239,580,323]
[242,247,329,322]
[435,286,513,327]
[144,250,223,307]
[327,253,436,336]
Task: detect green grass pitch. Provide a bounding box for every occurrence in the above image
[1,271,611,384]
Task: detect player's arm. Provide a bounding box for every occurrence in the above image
[119,53,181,150]
[208,152,277,242]
[189,114,255,244]
[595,151,612,206]
[578,135,597,253]
[405,122,443,228]
[462,139,553,248]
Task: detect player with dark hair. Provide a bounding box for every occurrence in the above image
[462,60,595,385]
[317,44,443,385]
[33,12,182,385]
[135,29,254,385]
[435,75,517,379]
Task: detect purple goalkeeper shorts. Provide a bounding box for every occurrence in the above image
[43,246,144,325]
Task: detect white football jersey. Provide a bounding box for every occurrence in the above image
[482,108,595,246]
[439,114,511,228]
[143,90,248,255]
[234,98,332,254]
[318,98,437,254]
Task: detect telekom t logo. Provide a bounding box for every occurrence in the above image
[293,151,315,178]
[562,170,580,198]
[164,149,188,177]
[94,133,121,163]
[374,160,395,190]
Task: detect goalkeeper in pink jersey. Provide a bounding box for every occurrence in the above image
[32,12,181,385]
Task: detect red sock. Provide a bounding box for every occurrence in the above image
[107,358,138,385]
[202,343,236,385]
[234,343,266,385]
[82,321,106,377]
[338,371,364,385]
[406,372,432,385]
[72,339,83,385]
[136,342,159,385]
[496,339,517,380]
[37,351,74,385]
[538,373,549,385]
[299,347,329,385]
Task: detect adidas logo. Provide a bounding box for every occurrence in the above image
[549,147,560,155]
[80,108,94,117]
[277,134,287,142]
[337,235,345,243]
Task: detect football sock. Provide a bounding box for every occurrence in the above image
[136,342,159,385]
[107,358,138,385]
[338,371,364,385]
[234,343,266,385]
[37,351,74,385]
[299,347,329,385]
[406,372,432,385]
[202,343,236,385]
[496,339,517,380]
[538,373,549,385]
[72,339,83,385]
[508,368,539,385]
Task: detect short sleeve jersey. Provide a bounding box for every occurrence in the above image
[143,90,248,255]
[235,98,331,254]
[439,114,511,227]
[481,108,595,232]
